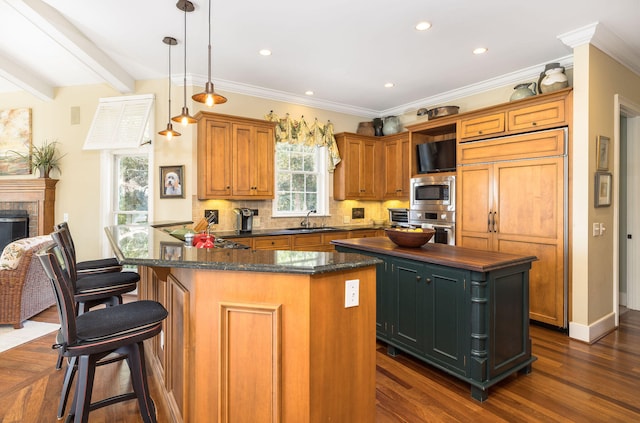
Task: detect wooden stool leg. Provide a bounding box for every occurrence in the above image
[126,342,156,423]
[58,356,77,419]
[72,355,98,423]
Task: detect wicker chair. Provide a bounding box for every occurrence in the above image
[0,236,56,329]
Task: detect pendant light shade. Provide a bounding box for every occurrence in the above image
[192,0,227,107]
[171,0,197,126]
[158,36,181,140]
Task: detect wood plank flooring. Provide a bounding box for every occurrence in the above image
[1,304,638,422]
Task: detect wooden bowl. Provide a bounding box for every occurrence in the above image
[385,228,435,248]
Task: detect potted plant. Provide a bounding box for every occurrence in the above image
[13,140,66,178]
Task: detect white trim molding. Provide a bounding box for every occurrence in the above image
[569,312,616,343]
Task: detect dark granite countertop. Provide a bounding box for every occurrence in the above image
[160,223,387,239]
[105,225,380,275]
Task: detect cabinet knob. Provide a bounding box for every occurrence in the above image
[416,276,421,282]
[478,130,483,135]
[532,122,537,126]
[426,277,432,284]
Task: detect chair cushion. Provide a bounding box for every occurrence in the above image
[75,271,140,294]
[75,300,168,342]
[76,257,122,274]
[0,235,52,270]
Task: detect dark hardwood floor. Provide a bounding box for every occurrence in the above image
[1,302,638,422]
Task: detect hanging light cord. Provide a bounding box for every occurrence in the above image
[182,5,188,109]
[207,0,211,82]
[168,42,173,122]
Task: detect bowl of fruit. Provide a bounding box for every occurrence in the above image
[385,227,435,248]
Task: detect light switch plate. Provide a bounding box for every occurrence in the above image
[345,279,359,308]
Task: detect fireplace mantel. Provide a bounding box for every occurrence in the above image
[0,178,57,236]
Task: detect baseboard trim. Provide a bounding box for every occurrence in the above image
[568,312,616,343]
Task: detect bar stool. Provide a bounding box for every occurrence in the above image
[38,243,167,423]
[54,222,122,275]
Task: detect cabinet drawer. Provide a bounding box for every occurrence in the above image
[292,233,323,248]
[458,128,566,165]
[254,236,291,250]
[459,113,505,140]
[507,99,565,131]
[230,237,254,249]
[349,230,378,239]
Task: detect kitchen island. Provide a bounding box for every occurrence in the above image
[332,236,537,401]
[106,225,380,423]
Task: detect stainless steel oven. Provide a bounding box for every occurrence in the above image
[409,209,456,245]
[410,175,455,211]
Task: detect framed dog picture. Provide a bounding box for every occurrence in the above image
[160,165,185,198]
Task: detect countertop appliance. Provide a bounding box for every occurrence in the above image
[233,207,253,233]
[388,208,410,227]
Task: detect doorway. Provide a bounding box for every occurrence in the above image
[615,95,640,325]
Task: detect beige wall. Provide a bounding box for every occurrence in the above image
[571,45,640,330]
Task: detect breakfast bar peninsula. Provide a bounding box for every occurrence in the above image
[106,225,380,423]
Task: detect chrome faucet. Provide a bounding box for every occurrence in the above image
[301,209,317,228]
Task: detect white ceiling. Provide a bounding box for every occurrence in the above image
[1,0,639,117]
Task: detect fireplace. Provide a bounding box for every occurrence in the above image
[0,179,57,245]
[0,210,29,251]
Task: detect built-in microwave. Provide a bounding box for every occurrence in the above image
[410,175,455,211]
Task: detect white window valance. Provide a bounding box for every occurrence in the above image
[83,94,154,150]
[265,111,341,171]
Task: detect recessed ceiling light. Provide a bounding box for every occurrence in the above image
[305,90,314,96]
[415,21,432,31]
[259,49,272,56]
[473,47,488,55]
[384,82,394,88]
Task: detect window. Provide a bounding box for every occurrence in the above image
[273,143,328,216]
[113,154,149,224]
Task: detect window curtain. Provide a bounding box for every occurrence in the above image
[265,111,341,171]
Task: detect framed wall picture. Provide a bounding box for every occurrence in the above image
[0,108,32,175]
[160,242,184,261]
[160,165,185,198]
[594,171,612,207]
[596,135,610,171]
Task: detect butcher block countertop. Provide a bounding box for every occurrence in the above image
[331,237,537,272]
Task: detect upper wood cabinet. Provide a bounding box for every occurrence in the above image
[381,133,410,199]
[196,112,275,200]
[459,112,505,140]
[333,133,380,200]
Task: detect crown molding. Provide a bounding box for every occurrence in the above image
[559,21,640,76]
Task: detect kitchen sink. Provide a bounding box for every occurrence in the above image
[280,227,337,233]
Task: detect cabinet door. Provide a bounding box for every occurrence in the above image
[493,157,565,327]
[459,112,505,140]
[457,163,493,250]
[197,118,232,199]
[376,258,392,340]
[390,258,427,355]
[507,99,565,132]
[360,139,378,199]
[423,264,468,376]
[232,123,275,198]
[382,135,410,199]
[167,273,190,421]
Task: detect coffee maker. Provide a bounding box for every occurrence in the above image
[233,208,253,233]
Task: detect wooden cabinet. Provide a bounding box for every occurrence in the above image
[457,128,567,327]
[507,99,566,132]
[382,133,410,199]
[333,239,535,401]
[333,133,380,200]
[196,112,275,200]
[459,112,505,140]
[254,235,290,250]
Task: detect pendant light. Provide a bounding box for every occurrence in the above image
[171,0,197,126]
[192,0,227,107]
[158,36,181,140]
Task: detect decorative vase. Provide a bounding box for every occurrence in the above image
[510,82,537,101]
[540,66,568,94]
[382,116,401,135]
[357,121,375,136]
[37,166,50,178]
[373,118,384,136]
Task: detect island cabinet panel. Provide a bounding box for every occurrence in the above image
[140,264,377,422]
[332,238,536,401]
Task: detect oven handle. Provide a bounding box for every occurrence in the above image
[431,224,454,232]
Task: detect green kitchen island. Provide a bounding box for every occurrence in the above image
[332,236,537,401]
[106,225,380,422]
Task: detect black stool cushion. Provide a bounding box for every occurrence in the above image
[76,271,139,294]
[77,257,122,274]
[75,300,168,343]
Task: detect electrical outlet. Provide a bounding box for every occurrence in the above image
[204,209,219,224]
[345,279,359,308]
[343,216,350,224]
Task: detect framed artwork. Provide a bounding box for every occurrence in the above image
[0,108,32,175]
[596,135,610,171]
[160,165,185,198]
[160,242,184,261]
[594,171,612,208]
